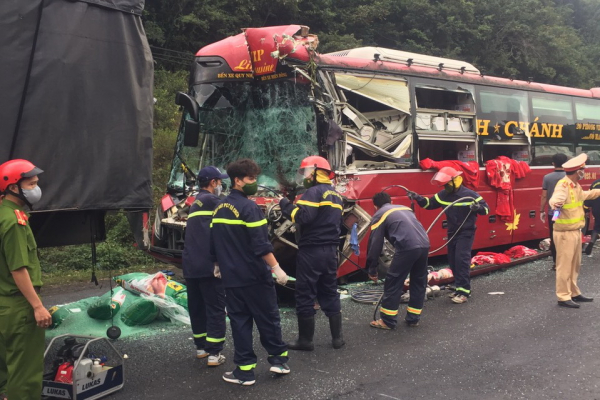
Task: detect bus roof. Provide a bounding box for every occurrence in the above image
[317,49,600,99]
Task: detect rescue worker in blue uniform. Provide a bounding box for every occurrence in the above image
[210,159,290,386]
[408,167,489,304]
[584,177,600,256]
[0,159,52,400]
[182,166,228,366]
[279,156,345,351]
[367,192,430,329]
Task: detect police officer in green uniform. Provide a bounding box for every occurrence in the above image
[0,159,51,400]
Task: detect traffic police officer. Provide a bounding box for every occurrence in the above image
[0,159,52,400]
[210,159,290,386]
[182,166,228,366]
[409,167,489,304]
[549,153,600,308]
[279,156,345,351]
[366,192,430,330]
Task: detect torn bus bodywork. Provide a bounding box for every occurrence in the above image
[149,25,404,278]
[148,25,600,278]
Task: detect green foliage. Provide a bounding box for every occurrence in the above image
[40,241,154,272]
[152,69,188,205]
[143,0,600,89]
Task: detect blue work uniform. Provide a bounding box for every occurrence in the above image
[210,189,288,381]
[280,183,343,317]
[414,186,489,296]
[0,199,45,400]
[366,204,430,327]
[585,178,600,232]
[182,189,226,355]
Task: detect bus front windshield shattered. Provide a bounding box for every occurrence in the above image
[168,81,318,193]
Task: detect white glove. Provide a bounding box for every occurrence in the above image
[540,212,546,223]
[214,264,221,279]
[271,264,288,285]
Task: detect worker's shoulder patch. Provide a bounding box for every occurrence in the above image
[14,209,28,226]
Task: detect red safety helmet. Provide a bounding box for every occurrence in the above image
[299,156,335,179]
[0,159,43,192]
[431,166,462,186]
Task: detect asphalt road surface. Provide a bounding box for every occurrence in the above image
[43,253,600,400]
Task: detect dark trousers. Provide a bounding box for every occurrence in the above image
[295,245,340,317]
[186,277,226,355]
[548,217,557,263]
[380,247,429,328]
[447,231,475,296]
[226,281,288,380]
[592,210,600,233]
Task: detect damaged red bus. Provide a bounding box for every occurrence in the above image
[149,25,600,279]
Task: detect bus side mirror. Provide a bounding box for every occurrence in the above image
[175,92,199,119]
[183,120,200,147]
[175,92,201,147]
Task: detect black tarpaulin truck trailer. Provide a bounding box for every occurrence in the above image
[0,0,153,246]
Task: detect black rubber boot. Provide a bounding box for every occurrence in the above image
[585,232,598,256]
[329,312,345,349]
[288,315,315,351]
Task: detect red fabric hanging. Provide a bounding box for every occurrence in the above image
[484,156,530,222]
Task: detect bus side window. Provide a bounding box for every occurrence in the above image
[531,94,574,126]
[574,98,600,165]
[531,145,574,166]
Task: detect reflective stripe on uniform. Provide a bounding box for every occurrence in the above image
[371,206,412,231]
[290,207,299,223]
[555,216,585,224]
[239,363,257,371]
[210,218,268,228]
[193,333,207,338]
[434,193,483,207]
[423,197,430,209]
[269,351,288,357]
[206,336,226,343]
[434,193,450,206]
[188,211,213,218]
[380,307,398,316]
[456,287,471,294]
[296,199,343,210]
[406,307,422,315]
[562,201,583,209]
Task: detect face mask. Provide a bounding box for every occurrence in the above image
[22,186,42,205]
[303,177,315,189]
[214,184,223,197]
[241,181,258,196]
[444,183,454,194]
[577,170,585,180]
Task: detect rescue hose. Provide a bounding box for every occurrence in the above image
[382,184,414,210]
[426,196,477,255]
[258,185,283,197]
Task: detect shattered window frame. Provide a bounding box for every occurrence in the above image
[327,70,415,170]
[410,77,478,164]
